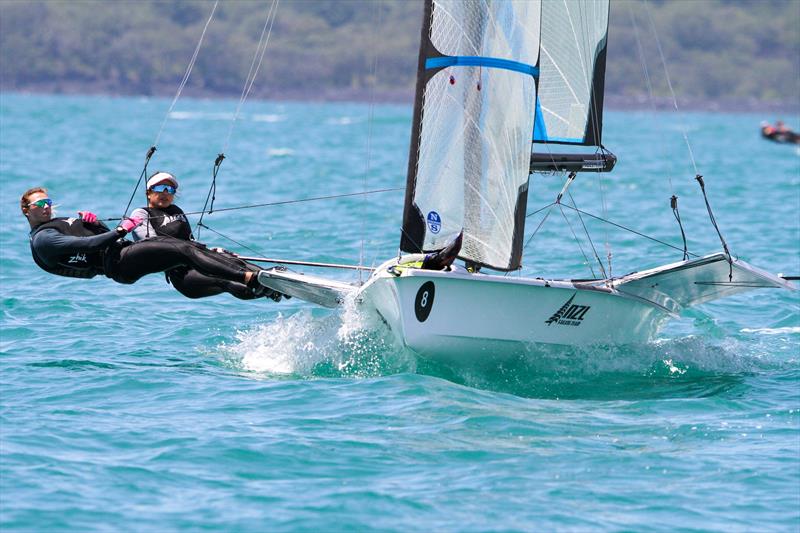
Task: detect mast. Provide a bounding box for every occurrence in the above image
[399,0,436,255]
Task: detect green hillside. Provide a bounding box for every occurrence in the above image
[1,0,798,108]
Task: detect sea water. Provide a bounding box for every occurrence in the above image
[1,93,798,531]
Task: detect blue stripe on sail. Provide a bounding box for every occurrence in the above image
[532,97,584,143]
[533,97,548,141]
[535,136,585,143]
[425,56,539,77]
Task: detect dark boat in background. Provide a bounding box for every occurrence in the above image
[761,121,800,144]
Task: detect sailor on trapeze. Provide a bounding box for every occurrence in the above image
[128,171,281,300]
[21,186,281,300]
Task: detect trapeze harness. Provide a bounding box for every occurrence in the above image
[141,205,195,284]
[141,205,193,241]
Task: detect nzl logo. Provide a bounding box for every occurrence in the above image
[545,293,591,327]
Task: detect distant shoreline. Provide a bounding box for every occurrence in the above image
[3,83,798,115]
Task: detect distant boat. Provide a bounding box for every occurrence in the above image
[761,121,800,144]
[256,0,796,358]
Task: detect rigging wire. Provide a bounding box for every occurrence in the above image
[628,3,675,196]
[629,2,690,262]
[153,1,219,149]
[120,146,156,218]
[102,187,404,223]
[559,202,699,259]
[643,0,698,175]
[196,221,268,259]
[523,202,557,252]
[558,204,597,279]
[644,0,733,273]
[221,0,280,155]
[195,0,280,239]
[567,191,607,279]
[359,0,382,283]
[121,1,218,218]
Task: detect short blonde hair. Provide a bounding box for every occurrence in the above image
[21,187,48,214]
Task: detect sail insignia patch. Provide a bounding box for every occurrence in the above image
[426,211,441,234]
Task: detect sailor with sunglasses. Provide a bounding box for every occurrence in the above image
[128,172,280,300]
[21,186,268,294]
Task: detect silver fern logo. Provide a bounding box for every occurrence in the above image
[545,293,590,326]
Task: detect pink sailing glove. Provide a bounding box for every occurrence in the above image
[116,216,142,234]
[78,211,97,223]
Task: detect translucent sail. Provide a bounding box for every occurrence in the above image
[400,0,541,271]
[534,0,610,146]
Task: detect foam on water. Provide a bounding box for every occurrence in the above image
[222,296,414,379]
[266,147,294,157]
[252,113,286,122]
[740,326,800,335]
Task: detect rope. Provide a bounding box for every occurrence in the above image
[671,195,689,261]
[221,0,279,154]
[559,203,699,258]
[359,0,382,282]
[567,191,607,279]
[694,174,733,280]
[103,187,403,223]
[121,146,156,218]
[643,0,699,176]
[195,221,268,259]
[558,204,597,279]
[195,153,225,238]
[197,0,279,240]
[153,1,219,149]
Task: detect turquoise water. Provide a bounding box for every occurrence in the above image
[1,93,799,531]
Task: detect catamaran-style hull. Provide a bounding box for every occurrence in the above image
[357,265,669,359]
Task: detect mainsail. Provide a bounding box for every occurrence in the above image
[400,0,542,271]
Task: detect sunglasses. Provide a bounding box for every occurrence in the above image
[149,184,176,194]
[28,198,53,208]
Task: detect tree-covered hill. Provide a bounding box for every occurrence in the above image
[1,0,798,110]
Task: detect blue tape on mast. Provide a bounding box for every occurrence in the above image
[425,56,539,77]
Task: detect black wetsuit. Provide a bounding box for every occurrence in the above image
[131,205,257,300]
[29,217,255,289]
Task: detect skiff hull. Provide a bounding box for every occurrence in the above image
[357,264,671,359]
[355,253,795,359]
[257,253,795,359]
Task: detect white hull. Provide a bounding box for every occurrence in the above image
[357,263,669,359]
[257,252,795,359]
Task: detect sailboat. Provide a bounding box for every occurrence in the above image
[255,0,795,358]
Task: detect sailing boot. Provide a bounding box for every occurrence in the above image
[421,231,463,271]
[245,268,283,301]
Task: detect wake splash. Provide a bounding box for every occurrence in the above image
[219,296,795,399]
[221,297,414,379]
[416,335,790,400]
